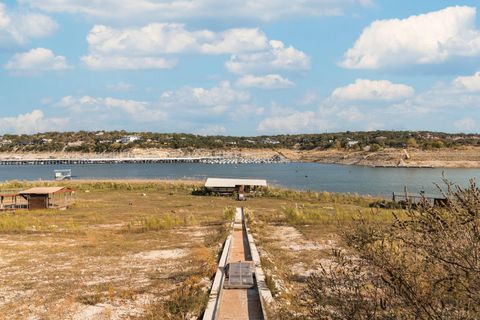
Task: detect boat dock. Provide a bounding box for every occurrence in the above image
[0,156,288,165]
[203,207,272,320]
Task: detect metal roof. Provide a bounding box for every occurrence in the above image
[19,187,72,195]
[205,178,267,188]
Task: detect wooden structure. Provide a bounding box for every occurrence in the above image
[0,187,75,211]
[19,187,75,210]
[0,190,26,211]
[204,178,267,196]
[392,189,447,207]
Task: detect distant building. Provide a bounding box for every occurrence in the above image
[67,141,84,147]
[0,139,12,146]
[262,138,280,145]
[347,140,359,147]
[120,135,140,144]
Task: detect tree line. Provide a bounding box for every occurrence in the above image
[0,130,479,153]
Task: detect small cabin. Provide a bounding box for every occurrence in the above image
[19,187,75,210]
[204,178,267,196]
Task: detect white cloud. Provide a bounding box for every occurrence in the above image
[236,74,294,89]
[5,48,70,75]
[226,40,310,74]
[452,72,480,92]
[56,81,248,128]
[341,6,480,69]
[57,96,166,122]
[257,111,328,134]
[389,73,480,116]
[0,110,69,134]
[19,0,371,21]
[85,24,268,55]
[0,3,57,47]
[82,24,294,70]
[230,104,265,121]
[106,82,134,92]
[200,28,268,54]
[331,79,414,101]
[82,54,176,70]
[196,125,227,136]
[159,81,250,115]
[454,117,476,131]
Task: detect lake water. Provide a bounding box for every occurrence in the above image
[0,162,479,196]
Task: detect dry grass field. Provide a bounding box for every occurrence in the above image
[0,180,394,319]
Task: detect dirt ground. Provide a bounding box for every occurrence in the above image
[0,181,400,319]
[0,181,234,319]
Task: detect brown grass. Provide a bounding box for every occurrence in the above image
[0,179,393,319]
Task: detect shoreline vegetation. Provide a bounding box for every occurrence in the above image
[0,130,480,168]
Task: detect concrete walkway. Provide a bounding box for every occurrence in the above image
[216,208,264,320]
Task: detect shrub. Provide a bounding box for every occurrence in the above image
[139,214,181,231]
[304,179,480,320]
[223,206,236,221]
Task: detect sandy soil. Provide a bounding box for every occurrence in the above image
[1,147,480,168]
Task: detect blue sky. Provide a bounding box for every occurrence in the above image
[0,0,479,135]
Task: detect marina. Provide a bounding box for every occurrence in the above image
[0,156,288,166]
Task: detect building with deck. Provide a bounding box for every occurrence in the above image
[0,187,75,211]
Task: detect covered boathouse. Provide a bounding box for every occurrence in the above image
[204,178,267,195]
[0,187,75,211]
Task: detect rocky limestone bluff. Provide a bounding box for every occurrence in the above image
[1,146,480,168]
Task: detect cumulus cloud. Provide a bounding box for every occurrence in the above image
[19,0,371,21]
[331,79,414,101]
[0,110,69,134]
[0,3,57,48]
[5,48,70,75]
[85,24,267,56]
[236,74,294,89]
[57,96,166,122]
[341,6,480,69]
[226,40,310,74]
[452,72,480,92]
[257,111,329,134]
[56,81,249,129]
[106,82,135,92]
[196,125,227,136]
[389,72,480,116]
[159,81,250,116]
[81,24,305,71]
[82,54,176,70]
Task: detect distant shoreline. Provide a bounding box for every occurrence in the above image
[0,146,479,168]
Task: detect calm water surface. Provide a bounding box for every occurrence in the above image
[1,163,479,196]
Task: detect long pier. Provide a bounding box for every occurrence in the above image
[0,156,287,165]
[203,207,272,320]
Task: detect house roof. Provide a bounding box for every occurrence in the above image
[19,187,73,195]
[205,178,267,188]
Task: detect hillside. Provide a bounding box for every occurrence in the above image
[0,130,479,153]
[1,131,480,168]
